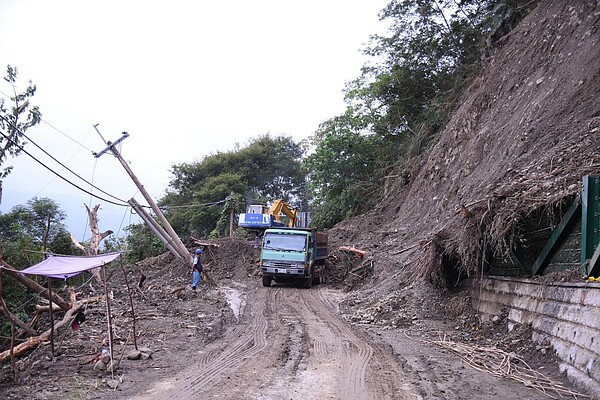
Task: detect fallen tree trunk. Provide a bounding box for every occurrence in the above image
[339,246,368,257]
[190,237,221,248]
[0,289,81,362]
[0,261,70,311]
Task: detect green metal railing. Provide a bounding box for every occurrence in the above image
[531,198,580,275]
[581,175,600,277]
[528,175,600,277]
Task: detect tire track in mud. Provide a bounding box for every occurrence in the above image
[293,288,373,399]
[134,284,416,400]
[135,287,278,399]
[264,286,416,400]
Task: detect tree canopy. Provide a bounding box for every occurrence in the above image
[0,197,76,269]
[160,134,305,238]
[304,0,536,228]
[0,65,41,182]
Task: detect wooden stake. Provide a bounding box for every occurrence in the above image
[48,277,55,357]
[119,256,138,350]
[102,266,115,378]
[11,321,17,383]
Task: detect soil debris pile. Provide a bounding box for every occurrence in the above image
[330,1,600,284]
[0,238,259,399]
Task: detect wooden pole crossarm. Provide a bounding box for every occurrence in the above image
[93,132,130,159]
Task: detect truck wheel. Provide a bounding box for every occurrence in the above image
[313,274,320,285]
[303,277,312,289]
[262,276,272,287]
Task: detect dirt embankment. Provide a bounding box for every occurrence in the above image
[0,238,585,399]
[330,0,600,279]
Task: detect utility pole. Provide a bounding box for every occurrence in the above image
[93,126,192,265]
[229,192,235,238]
[128,198,179,256]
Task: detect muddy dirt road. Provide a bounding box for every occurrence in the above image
[133,285,416,400]
[120,279,578,400]
[1,243,583,400]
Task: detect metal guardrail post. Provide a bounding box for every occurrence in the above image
[581,175,600,276]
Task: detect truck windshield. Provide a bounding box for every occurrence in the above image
[263,233,306,251]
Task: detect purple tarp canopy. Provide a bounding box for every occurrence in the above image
[14,252,122,279]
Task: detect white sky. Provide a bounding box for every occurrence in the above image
[0,0,389,241]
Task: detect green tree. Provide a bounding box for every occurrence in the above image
[304,112,384,228]
[0,197,76,338]
[305,0,536,227]
[0,197,77,268]
[163,173,248,238]
[123,222,165,262]
[211,193,246,238]
[162,134,305,238]
[0,65,42,183]
[0,67,45,342]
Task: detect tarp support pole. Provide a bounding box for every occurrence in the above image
[48,277,55,358]
[102,265,115,379]
[119,255,138,350]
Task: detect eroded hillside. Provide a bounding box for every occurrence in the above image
[331,0,600,285]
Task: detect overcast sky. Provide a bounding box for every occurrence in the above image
[0,0,389,242]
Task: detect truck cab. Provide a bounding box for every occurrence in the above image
[259,227,327,288]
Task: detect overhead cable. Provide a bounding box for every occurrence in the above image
[0,89,94,153]
[0,114,129,205]
[159,199,227,210]
[0,128,129,207]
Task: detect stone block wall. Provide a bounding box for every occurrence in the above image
[464,277,600,397]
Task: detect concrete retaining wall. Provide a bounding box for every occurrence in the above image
[463,277,600,397]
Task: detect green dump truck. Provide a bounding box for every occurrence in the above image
[259,227,328,288]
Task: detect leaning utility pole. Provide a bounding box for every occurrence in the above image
[93,126,192,265]
[128,198,179,256]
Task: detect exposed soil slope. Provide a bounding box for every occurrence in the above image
[330,0,600,279]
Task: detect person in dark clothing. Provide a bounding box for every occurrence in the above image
[191,248,203,290]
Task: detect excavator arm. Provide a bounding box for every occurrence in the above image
[268,200,299,227]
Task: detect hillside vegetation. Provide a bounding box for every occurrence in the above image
[330,0,600,285]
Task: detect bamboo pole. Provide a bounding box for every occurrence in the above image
[102,265,115,378]
[48,277,55,357]
[119,256,138,350]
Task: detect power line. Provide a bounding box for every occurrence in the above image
[40,119,95,154]
[0,105,236,214]
[0,114,130,205]
[0,89,95,153]
[159,199,227,210]
[0,127,129,207]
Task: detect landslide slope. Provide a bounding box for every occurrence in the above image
[331,0,600,285]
